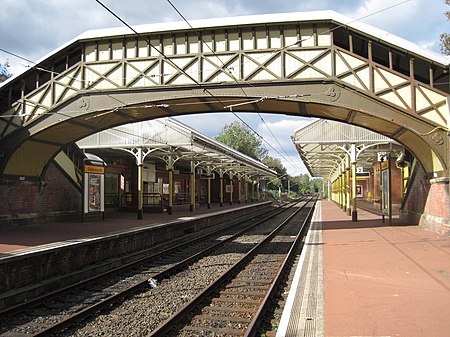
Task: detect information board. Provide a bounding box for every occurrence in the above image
[83,161,105,218]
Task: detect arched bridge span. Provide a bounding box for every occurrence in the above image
[0,11,449,179]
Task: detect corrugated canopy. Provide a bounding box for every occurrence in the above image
[77,117,276,178]
[292,119,402,180]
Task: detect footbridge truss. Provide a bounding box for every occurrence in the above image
[0,10,449,179]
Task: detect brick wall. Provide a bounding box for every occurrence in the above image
[419,177,450,235]
[0,163,81,225]
[370,158,402,205]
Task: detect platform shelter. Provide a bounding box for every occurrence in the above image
[292,119,408,223]
[76,117,276,218]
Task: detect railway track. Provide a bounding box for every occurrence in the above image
[0,199,309,337]
[150,197,316,337]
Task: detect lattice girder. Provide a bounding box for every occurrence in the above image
[0,12,448,178]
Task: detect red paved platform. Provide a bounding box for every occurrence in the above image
[322,200,450,337]
[0,202,249,253]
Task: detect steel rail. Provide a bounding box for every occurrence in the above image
[1,200,287,318]
[14,199,302,337]
[244,196,317,337]
[148,196,316,337]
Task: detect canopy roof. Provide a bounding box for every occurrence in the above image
[77,117,276,178]
[2,9,448,88]
[292,119,402,180]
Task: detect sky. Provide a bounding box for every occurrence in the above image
[1,0,448,176]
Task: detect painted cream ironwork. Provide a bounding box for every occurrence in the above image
[0,11,448,179]
[14,35,448,128]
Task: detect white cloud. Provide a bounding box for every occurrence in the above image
[348,0,448,53]
[174,113,236,137]
[253,115,315,175]
[1,0,446,67]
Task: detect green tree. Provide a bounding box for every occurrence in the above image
[262,156,287,177]
[310,178,323,193]
[263,156,287,191]
[441,0,450,55]
[0,61,12,82]
[290,174,312,194]
[215,121,267,160]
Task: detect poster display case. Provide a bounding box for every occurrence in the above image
[83,155,107,221]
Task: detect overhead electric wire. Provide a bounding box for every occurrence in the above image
[257,114,300,167]
[94,0,299,172]
[91,0,303,173]
[0,48,36,65]
[162,0,415,174]
[93,0,296,171]
[1,1,276,175]
[164,0,304,173]
[0,52,207,146]
[94,0,228,113]
[164,0,247,96]
[0,0,427,174]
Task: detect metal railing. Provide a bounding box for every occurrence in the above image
[121,193,163,212]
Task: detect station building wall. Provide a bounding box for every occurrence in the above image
[0,163,81,226]
[369,158,402,207]
[114,160,250,208]
[0,158,254,226]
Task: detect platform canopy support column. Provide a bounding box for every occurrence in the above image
[125,147,156,220]
[387,153,392,225]
[251,180,255,202]
[228,172,234,205]
[207,165,212,209]
[350,144,358,222]
[328,180,331,201]
[339,166,343,209]
[342,161,347,211]
[256,179,260,201]
[219,169,224,207]
[167,155,174,215]
[245,175,249,203]
[190,161,196,212]
[346,156,351,216]
[237,174,242,204]
[137,148,144,220]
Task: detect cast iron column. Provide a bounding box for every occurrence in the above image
[346,156,351,216]
[238,176,242,203]
[207,166,212,209]
[350,144,358,222]
[137,147,143,220]
[167,155,173,215]
[245,175,249,203]
[229,172,233,205]
[190,161,195,212]
[219,169,224,207]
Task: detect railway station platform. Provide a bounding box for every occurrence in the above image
[0,202,259,254]
[0,200,276,312]
[278,200,450,337]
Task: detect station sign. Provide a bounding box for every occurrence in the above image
[84,165,105,174]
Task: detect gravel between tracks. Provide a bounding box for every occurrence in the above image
[62,231,278,336]
[24,204,303,337]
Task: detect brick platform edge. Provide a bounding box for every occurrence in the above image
[0,202,272,312]
[419,177,450,236]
